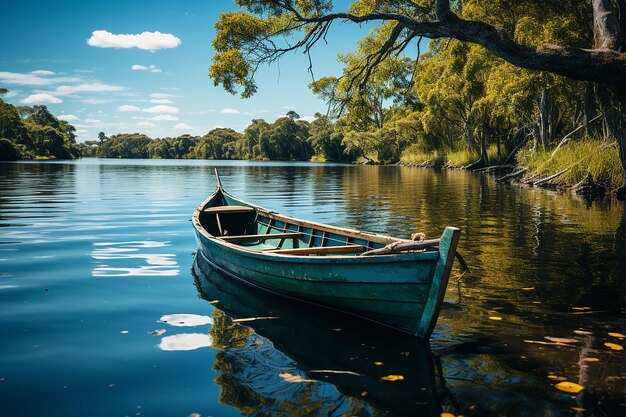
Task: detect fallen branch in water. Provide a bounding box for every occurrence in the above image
[496,167,528,183]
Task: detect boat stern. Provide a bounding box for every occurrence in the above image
[415,227,461,338]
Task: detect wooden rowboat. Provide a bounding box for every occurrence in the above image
[192,170,464,338]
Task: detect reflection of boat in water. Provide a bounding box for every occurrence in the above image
[193,254,449,417]
[192,170,462,337]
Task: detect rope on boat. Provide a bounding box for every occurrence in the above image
[359,236,469,282]
[359,239,441,256]
[453,251,469,282]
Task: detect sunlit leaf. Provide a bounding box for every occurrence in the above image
[374,361,383,366]
[574,330,593,335]
[571,306,592,311]
[381,374,405,381]
[360,391,368,397]
[521,287,535,291]
[608,332,625,338]
[583,357,600,362]
[604,342,624,351]
[555,381,584,393]
[441,413,456,417]
[489,316,503,321]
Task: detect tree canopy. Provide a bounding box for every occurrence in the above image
[0,95,79,160]
[210,0,626,180]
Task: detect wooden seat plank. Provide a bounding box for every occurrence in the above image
[220,232,304,242]
[203,206,255,214]
[268,245,366,255]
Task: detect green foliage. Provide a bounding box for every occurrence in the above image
[517,139,624,187]
[0,138,22,160]
[0,97,78,160]
[205,0,625,187]
[195,128,243,159]
[96,134,152,158]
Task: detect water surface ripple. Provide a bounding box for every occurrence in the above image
[0,159,624,417]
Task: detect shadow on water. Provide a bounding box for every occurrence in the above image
[192,254,455,417]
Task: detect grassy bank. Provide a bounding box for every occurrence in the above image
[400,144,505,168]
[517,139,624,189]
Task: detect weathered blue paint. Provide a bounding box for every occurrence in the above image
[192,183,461,338]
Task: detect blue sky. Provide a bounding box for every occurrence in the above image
[0,0,370,141]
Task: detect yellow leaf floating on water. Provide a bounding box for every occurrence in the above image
[583,358,600,362]
[374,361,383,366]
[381,374,404,382]
[604,342,624,351]
[555,381,584,393]
[489,316,503,321]
[608,332,625,338]
[521,287,535,291]
[441,413,456,417]
[360,391,368,397]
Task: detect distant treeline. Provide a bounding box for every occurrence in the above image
[0,94,356,162]
[81,110,356,162]
[0,92,80,160]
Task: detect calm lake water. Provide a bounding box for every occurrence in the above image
[0,159,624,417]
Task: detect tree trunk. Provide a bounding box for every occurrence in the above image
[539,88,550,150]
[464,119,476,152]
[583,83,597,137]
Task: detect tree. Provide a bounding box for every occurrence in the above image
[211,0,626,190]
[98,131,107,144]
[286,110,300,120]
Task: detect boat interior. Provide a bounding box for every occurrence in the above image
[197,192,393,256]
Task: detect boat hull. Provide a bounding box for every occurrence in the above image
[193,225,460,337]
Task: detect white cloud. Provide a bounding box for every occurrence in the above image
[137,121,156,127]
[174,123,193,130]
[83,98,115,104]
[21,93,63,104]
[58,114,79,121]
[131,64,162,73]
[54,83,124,95]
[118,104,179,114]
[300,115,315,122]
[149,115,178,121]
[150,93,175,99]
[150,98,173,104]
[220,108,240,114]
[30,70,55,75]
[85,118,101,123]
[142,105,179,114]
[87,30,182,51]
[118,105,141,112]
[0,71,80,86]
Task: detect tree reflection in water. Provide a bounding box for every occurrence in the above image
[194,256,449,417]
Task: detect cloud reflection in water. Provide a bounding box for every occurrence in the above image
[158,333,213,351]
[91,241,178,277]
[159,314,214,327]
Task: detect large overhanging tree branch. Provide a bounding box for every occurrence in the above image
[210,0,626,183]
[211,0,626,95]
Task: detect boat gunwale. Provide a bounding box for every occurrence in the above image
[192,185,434,261]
